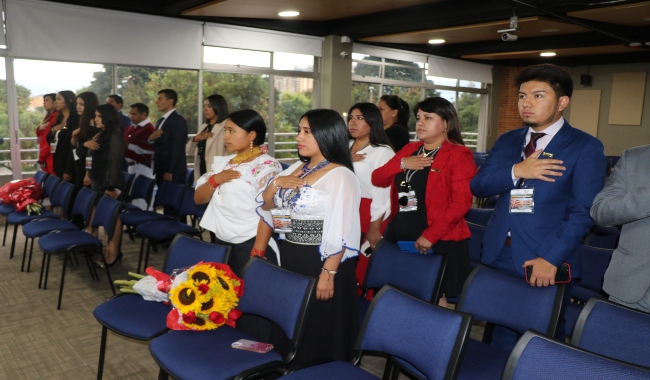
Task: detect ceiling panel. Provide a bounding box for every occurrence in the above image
[461,44,644,60]
[568,1,650,27]
[359,17,590,45]
[182,0,440,21]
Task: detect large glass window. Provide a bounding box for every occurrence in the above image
[352,52,489,151]
[0,57,9,177]
[274,76,313,161]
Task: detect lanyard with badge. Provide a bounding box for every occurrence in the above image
[509,132,551,214]
[398,146,440,212]
[271,160,330,233]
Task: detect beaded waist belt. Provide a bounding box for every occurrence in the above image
[286,218,323,245]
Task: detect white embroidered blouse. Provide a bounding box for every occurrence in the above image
[349,142,394,222]
[197,153,282,244]
[259,161,361,262]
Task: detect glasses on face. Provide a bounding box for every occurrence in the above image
[398,181,412,206]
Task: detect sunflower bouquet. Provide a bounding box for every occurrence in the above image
[114,262,244,331]
[166,262,244,331]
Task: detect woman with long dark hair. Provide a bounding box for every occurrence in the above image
[70,91,99,188]
[86,104,125,266]
[194,109,282,277]
[36,93,58,174]
[348,102,394,249]
[377,94,411,151]
[260,109,360,365]
[372,97,476,306]
[186,94,230,184]
[48,90,79,180]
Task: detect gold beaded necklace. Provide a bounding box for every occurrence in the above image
[230,145,263,164]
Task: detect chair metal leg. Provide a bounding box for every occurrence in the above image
[137,237,146,273]
[103,258,116,296]
[97,326,108,380]
[39,252,47,289]
[57,252,69,310]
[85,254,98,281]
[44,253,52,290]
[2,217,8,246]
[9,224,19,259]
[158,368,169,380]
[144,240,152,272]
[27,238,35,273]
[20,237,29,272]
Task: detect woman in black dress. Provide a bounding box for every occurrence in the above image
[85,104,125,266]
[48,91,79,180]
[377,94,411,151]
[70,92,99,189]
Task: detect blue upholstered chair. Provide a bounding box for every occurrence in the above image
[149,257,316,380]
[118,172,135,202]
[453,264,564,380]
[572,246,613,302]
[466,222,485,269]
[121,175,156,213]
[37,195,121,310]
[465,208,493,227]
[358,239,447,324]
[134,187,207,273]
[283,286,473,380]
[93,235,231,380]
[584,226,620,249]
[1,171,50,243]
[502,330,650,380]
[7,179,73,260]
[20,187,97,273]
[572,297,650,368]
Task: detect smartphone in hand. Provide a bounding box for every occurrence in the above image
[525,263,571,284]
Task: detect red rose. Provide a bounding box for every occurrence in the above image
[209,312,225,324]
[197,283,210,295]
[182,311,196,324]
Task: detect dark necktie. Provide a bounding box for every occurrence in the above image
[155,117,164,130]
[524,132,546,158]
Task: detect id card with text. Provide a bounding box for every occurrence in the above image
[510,188,534,213]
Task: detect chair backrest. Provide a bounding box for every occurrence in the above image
[42,175,62,200]
[153,182,186,215]
[33,170,49,185]
[280,162,291,170]
[502,330,650,380]
[238,258,315,361]
[457,264,564,337]
[358,286,473,380]
[91,196,122,240]
[465,208,493,227]
[162,235,231,274]
[178,187,207,218]
[70,188,97,225]
[49,180,74,215]
[185,169,194,186]
[584,226,620,249]
[127,175,156,208]
[467,222,485,268]
[483,195,499,209]
[572,298,650,368]
[577,246,613,294]
[362,239,447,303]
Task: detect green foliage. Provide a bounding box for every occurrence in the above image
[274,91,312,160]
[76,65,114,101]
[458,92,480,133]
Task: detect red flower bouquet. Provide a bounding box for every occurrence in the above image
[0,178,43,214]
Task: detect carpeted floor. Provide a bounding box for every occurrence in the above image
[0,223,482,379]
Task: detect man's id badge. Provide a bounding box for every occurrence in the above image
[271,209,291,233]
[510,188,534,213]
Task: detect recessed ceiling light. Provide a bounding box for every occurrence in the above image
[428,39,445,44]
[540,52,556,57]
[278,11,299,17]
[629,42,642,47]
[540,28,559,33]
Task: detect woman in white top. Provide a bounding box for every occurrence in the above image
[194,109,282,276]
[260,109,361,365]
[186,94,229,185]
[348,102,395,249]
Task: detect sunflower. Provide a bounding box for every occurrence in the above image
[169,285,200,315]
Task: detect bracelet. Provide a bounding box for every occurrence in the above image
[321,268,337,275]
[208,175,219,189]
[400,158,407,171]
[250,248,266,258]
[272,176,280,189]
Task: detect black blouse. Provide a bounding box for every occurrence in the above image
[88,128,125,192]
[385,123,411,152]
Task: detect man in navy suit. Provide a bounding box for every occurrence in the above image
[149,89,188,186]
[106,94,133,130]
[471,64,606,342]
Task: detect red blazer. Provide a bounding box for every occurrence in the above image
[372,140,477,244]
[36,111,58,163]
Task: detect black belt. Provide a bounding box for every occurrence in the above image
[504,237,512,246]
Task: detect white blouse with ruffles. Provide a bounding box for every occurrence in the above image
[197,154,282,245]
[349,142,394,222]
[259,161,361,262]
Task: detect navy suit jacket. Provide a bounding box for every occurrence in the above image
[152,110,188,184]
[470,120,606,277]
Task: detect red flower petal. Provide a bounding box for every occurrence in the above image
[197,283,210,295]
[182,311,197,324]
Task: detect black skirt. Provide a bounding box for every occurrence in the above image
[280,242,359,366]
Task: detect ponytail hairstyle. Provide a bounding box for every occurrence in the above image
[380,94,410,126]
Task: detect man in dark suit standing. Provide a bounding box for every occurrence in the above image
[471,64,606,344]
[149,89,188,186]
[106,94,133,130]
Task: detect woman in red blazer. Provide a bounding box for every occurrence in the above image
[372,97,477,305]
